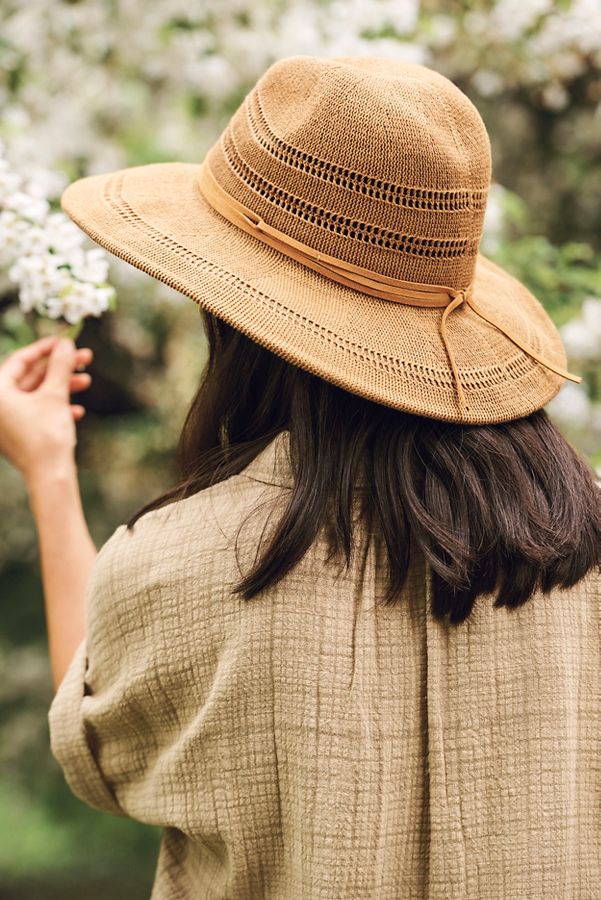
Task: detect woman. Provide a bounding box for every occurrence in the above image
[2,55,600,899]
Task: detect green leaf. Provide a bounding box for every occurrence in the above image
[58,321,84,341]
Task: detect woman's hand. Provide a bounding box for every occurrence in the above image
[0,335,93,486]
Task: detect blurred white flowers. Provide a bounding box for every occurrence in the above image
[547,380,593,432]
[481,183,508,254]
[0,143,115,333]
[560,297,601,363]
[547,296,601,443]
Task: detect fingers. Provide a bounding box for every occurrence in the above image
[69,372,92,393]
[16,358,48,392]
[40,338,78,397]
[19,347,93,392]
[71,404,86,421]
[12,335,59,362]
[74,346,94,371]
[0,337,94,392]
[0,335,60,388]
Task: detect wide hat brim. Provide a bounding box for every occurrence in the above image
[61,161,568,425]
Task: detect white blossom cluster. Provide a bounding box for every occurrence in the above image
[0,0,598,181]
[561,297,601,363]
[0,144,115,327]
[0,0,423,175]
[547,297,601,439]
[460,0,601,109]
[480,184,509,255]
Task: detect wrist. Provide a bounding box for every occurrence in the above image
[26,459,79,505]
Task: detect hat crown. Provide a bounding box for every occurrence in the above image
[206,55,492,291]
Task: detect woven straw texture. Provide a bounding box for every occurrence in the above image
[49,432,601,898]
[60,55,570,423]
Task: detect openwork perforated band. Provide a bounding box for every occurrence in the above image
[198,160,581,416]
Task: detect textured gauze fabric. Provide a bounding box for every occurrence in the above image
[48,430,601,899]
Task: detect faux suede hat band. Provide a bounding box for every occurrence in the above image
[60,55,580,423]
[197,158,580,417]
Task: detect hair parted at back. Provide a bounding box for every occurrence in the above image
[125,311,601,625]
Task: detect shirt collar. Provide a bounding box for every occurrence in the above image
[239,429,367,489]
[239,430,294,488]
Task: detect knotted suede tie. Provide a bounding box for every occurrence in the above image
[198,161,581,417]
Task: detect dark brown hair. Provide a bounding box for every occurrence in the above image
[127,311,601,624]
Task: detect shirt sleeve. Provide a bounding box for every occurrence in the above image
[48,637,125,816]
[47,521,158,819]
[46,502,229,826]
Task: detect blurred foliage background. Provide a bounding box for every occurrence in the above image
[0,1,600,897]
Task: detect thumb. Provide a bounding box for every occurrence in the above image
[42,337,77,395]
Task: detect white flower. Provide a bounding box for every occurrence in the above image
[547,381,591,430]
[0,219,35,265]
[15,225,52,255]
[560,298,601,363]
[487,0,553,42]
[480,183,506,253]
[427,15,457,48]
[58,281,112,323]
[472,69,504,98]
[69,246,110,283]
[45,212,87,253]
[43,297,66,319]
[24,166,68,201]
[0,143,116,327]
[581,297,601,336]
[541,82,569,111]
[0,169,23,201]
[4,191,50,224]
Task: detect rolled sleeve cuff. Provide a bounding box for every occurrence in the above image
[48,640,125,817]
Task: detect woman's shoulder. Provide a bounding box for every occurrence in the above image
[117,470,278,546]
[86,471,287,626]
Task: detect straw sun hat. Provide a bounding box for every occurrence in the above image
[61,55,580,424]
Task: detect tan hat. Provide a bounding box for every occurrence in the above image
[60,55,580,424]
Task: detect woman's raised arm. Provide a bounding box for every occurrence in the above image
[0,335,96,691]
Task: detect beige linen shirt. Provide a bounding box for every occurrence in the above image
[48,430,601,899]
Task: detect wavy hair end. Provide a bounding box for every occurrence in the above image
[127,311,601,625]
